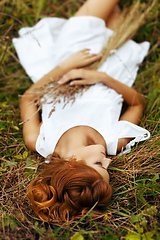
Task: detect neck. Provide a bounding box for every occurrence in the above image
[54,126,106,158]
[54,128,89,158]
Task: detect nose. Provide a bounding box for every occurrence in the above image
[103,158,112,169]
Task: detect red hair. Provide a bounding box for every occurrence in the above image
[27,153,112,222]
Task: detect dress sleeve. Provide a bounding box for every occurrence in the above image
[36,123,50,158]
[117,120,150,155]
[12,17,67,83]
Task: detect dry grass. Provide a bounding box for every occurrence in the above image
[0,0,160,239]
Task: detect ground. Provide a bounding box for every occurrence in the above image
[0,0,160,239]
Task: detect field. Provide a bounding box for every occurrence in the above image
[0,0,160,239]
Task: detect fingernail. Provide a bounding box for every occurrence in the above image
[57,80,62,84]
[70,82,74,86]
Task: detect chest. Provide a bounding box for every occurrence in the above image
[55,125,107,150]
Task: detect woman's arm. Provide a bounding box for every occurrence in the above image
[58,69,145,119]
[20,65,68,151]
[100,73,145,151]
[20,51,102,151]
[58,69,145,151]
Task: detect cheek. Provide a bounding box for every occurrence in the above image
[105,172,110,183]
[83,153,98,164]
[100,170,110,183]
[92,166,110,184]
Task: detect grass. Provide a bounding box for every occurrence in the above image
[0,0,160,239]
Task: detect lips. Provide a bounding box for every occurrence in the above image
[101,152,106,156]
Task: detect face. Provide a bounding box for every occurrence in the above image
[73,145,112,184]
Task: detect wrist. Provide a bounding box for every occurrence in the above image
[58,60,73,74]
[100,72,110,85]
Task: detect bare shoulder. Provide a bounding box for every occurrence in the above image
[117,137,132,153]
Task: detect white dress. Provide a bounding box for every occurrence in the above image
[12,16,150,157]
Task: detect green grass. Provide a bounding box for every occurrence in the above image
[0,0,160,239]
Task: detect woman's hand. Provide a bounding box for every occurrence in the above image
[59,49,102,70]
[58,69,106,85]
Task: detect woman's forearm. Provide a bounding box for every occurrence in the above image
[100,73,145,125]
[20,64,70,128]
[24,64,71,100]
[20,63,71,149]
[57,69,145,125]
[101,73,145,108]
[24,49,102,100]
[58,69,145,108]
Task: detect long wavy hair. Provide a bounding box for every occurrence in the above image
[27,153,112,222]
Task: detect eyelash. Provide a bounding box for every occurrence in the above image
[95,162,107,170]
[95,162,102,166]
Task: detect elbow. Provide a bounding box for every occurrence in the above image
[139,104,144,120]
[136,97,145,122]
[20,95,24,110]
[24,134,37,152]
[20,90,35,113]
[21,89,36,104]
[138,93,146,112]
[141,102,145,113]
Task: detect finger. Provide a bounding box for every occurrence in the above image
[58,74,73,84]
[84,52,102,58]
[70,79,86,86]
[84,52,96,57]
[87,53,103,62]
[58,69,83,84]
[87,53,100,57]
[81,48,90,53]
[92,53,103,59]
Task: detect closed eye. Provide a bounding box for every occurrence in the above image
[95,162,102,166]
[95,162,107,170]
